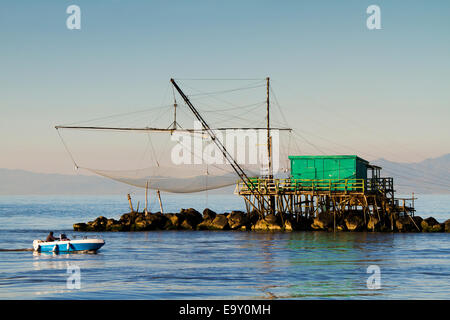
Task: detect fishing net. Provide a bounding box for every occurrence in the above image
[56,79,299,193]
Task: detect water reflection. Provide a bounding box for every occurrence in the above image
[1,195,449,299]
[0,230,449,299]
[231,231,399,299]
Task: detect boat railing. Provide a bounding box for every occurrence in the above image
[71,234,104,240]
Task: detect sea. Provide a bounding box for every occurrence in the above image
[0,193,449,300]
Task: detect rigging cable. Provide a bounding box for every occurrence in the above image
[56,128,79,170]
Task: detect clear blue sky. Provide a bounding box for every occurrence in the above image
[1,0,449,174]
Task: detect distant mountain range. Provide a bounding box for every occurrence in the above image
[0,153,449,194]
[0,169,133,195]
[373,153,450,194]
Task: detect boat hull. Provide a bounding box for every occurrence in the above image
[33,239,105,253]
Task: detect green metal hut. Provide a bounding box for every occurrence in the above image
[288,155,372,191]
[288,155,370,180]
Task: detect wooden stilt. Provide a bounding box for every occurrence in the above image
[333,209,336,232]
[157,190,164,214]
[127,194,134,212]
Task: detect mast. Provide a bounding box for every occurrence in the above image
[172,85,178,130]
[170,78,273,215]
[266,77,275,213]
[173,102,177,130]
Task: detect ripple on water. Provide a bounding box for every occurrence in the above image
[0,195,449,299]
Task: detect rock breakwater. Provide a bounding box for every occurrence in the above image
[73,208,450,233]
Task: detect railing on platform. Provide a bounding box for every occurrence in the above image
[366,178,394,193]
[393,196,417,215]
[236,178,367,194]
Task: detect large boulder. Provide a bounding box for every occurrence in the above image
[291,216,314,231]
[211,214,230,230]
[180,219,196,230]
[395,216,421,232]
[344,213,364,231]
[367,216,381,231]
[106,218,116,228]
[196,219,211,230]
[85,221,95,231]
[145,213,168,230]
[127,212,169,231]
[164,213,182,229]
[105,218,125,232]
[89,216,108,231]
[411,216,423,231]
[119,213,134,229]
[227,211,249,230]
[284,219,293,231]
[152,213,169,229]
[132,217,148,231]
[444,219,450,233]
[73,223,88,231]
[264,214,278,225]
[251,215,283,231]
[252,219,282,231]
[248,210,260,226]
[202,208,217,221]
[198,214,229,230]
[421,217,442,232]
[179,208,203,230]
[311,212,333,230]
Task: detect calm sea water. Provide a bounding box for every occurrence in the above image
[0,194,449,299]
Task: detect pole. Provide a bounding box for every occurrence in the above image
[267,77,275,215]
[127,194,134,213]
[173,103,177,129]
[145,181,149,215]
[266,77,272,178]
[172,85,178,129]
[157,190,164,214]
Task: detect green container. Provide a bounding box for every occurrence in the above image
[288,155,369,181]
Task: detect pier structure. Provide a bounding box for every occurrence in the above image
[169,78,416,230]
[235,155,416,230]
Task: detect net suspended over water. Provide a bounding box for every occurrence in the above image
[56,79,300,193]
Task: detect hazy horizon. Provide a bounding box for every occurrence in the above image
[1,1,449,175]
[1,152,449,177]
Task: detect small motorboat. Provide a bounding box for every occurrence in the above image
[33,237,105,253]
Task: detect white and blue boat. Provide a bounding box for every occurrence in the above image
[33,238,105,253]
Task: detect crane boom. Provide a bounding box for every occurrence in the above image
[170,78,272,214]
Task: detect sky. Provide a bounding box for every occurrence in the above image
[0,0,449,174]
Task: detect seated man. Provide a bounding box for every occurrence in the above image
[60,234,70,241]
[45,231,58,242]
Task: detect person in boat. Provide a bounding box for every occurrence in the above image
[45,232,58,242]
[60,233,70,241]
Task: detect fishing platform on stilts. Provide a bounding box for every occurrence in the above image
[235,155,416,231]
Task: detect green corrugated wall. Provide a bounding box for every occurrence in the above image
[288,155,369,180]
